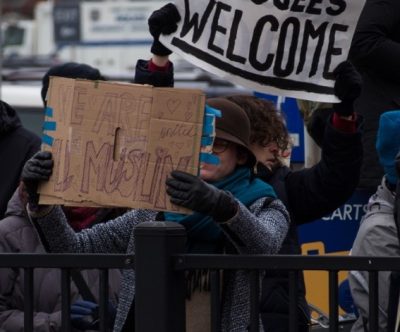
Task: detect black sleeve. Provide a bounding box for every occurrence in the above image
[133,59,174,87]
[285,121,363,225]
[26,131,41,159]
[349,0,400,82]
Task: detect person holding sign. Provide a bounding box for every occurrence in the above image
[134,3,178,88]
[22,98,290,332]
[142,6,363,330]
[226,60,363,331]
[0,63,123,332]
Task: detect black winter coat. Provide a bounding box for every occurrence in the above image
[134,59,174,87]
[349,0,400,189]
[258,117,362,331]
[0,101,40,219]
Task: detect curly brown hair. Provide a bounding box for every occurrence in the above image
[225,95,290,151]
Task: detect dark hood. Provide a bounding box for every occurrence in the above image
[0,100,21,136]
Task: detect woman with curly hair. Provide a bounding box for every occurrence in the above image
[226,65,363,331]
[227,96,291,171]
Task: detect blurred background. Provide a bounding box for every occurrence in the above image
[0,0,253,137]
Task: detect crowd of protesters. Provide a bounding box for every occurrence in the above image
[0,0,399,331]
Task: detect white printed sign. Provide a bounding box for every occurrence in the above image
[161,0,366,103]
[81,1,168,41]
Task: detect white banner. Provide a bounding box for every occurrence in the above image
[161,0,366,103]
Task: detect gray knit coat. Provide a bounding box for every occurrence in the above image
[30,197,289,332]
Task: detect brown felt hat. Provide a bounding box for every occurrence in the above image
[206,97,256,166]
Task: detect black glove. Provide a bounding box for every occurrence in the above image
[71,300,116,331]
[332,61,362,117]
[21,151,53,206]
[166,170,238,222]
[148,3,181,56]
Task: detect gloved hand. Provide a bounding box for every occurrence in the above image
[148,3,181,56]
[332,61,362,117]
[21,151,53,206]
[166,170,238,222]
[71,300,116,331]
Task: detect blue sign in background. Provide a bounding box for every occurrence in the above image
[298,188,373,253]
[254,92,305,163]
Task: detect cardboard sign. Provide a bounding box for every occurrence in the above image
[160,0,366,103]
[39,77,205,212]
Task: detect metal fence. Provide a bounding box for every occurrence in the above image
[0,222,398,332]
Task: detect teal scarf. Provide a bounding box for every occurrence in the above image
[164,167,276,252]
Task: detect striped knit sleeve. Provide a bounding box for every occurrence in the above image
[29,206,158,254]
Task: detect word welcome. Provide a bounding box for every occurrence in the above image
[162,0,365,102]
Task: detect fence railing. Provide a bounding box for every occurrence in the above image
[0,253,133,332]
[0,222,398,332]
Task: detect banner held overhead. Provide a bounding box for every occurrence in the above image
[160,0,366,103]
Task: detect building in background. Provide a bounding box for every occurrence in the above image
[1,0,174,76]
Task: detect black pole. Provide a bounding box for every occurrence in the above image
[289,270,298,332]
[368,271,379,332]
[135,222,186,332]
[249,270,260,332]
[328,270,338,332]
[61,269,71,332]
[23,268,34,332]
[99,269,109,332]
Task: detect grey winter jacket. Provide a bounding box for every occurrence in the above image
[0,191,122,332]
[30,196,289,332]
[349,178,399,332]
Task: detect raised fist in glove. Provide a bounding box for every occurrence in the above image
[332,61,362,117]
[166,170,238,222]
[71,300,116,331]
[21,151,53,206]
[148,3,181,56]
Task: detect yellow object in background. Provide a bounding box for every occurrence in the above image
[301,241,349,318]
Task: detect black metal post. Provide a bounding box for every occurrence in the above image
[135,222,186,332]
[23,268,34,332]
[369,271,379,331]
[387,273,400,332]
[99,269,109,332]
[328,270,338,332]
[249,270,260,332]
[210,270,221,332]
[61,269,71,332]
[289,270,298,332]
